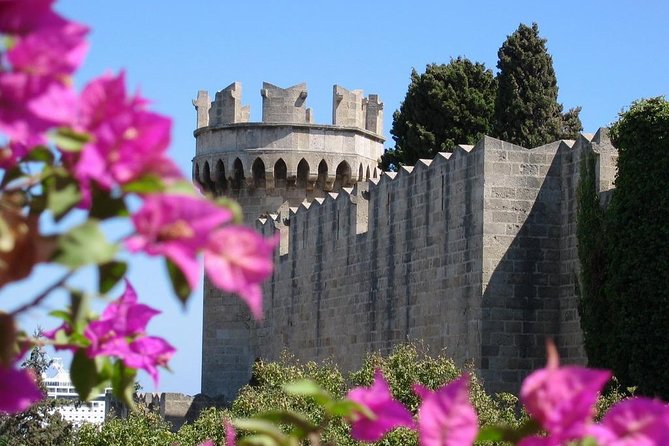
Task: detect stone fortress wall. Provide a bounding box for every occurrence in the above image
[192,81,618,400]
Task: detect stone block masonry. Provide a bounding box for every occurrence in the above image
[193,81,617,400]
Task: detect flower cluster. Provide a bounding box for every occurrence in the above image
[0,0,275,413]
[344,344,669,446]
[84,281,175,386]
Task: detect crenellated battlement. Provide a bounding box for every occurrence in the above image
[192,82,385,219]
[193,81,383,133]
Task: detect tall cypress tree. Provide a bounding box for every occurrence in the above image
[382,58,496,169]
[494,23,581,147]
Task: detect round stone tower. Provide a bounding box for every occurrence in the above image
[192,81,385,398]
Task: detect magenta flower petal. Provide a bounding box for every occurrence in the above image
[127,194,233,289]
[346,370,414,442]
[8,20,89,77]
[226,420,237,446]
[84,281,174,386]
[414,374,478,446]
[124,336,176,387]
[521,343,611,440]
[588,398,669,445]
[0,0,65,35]
[204,226,276,320]
[73,72,180,193]
[0,366,43,413]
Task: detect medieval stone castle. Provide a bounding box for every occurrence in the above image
[192,81,618,400]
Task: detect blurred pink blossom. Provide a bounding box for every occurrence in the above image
[225,420,237,446]
[0,366,43,414]
[73,72,180,203]
[126,194,233,289]
[0,71,77,144]
[346,369,414,442]
[588,398,669,445]
[519,341,611,445]
[0,0,65,35]
[204,226,276,320]
[414,374,478,446]
[7,20,89,77]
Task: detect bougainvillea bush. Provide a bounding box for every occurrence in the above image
[0,0,275,412]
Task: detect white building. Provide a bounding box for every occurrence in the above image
[42,358,108,427]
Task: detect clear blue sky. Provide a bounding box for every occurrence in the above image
[2,1,667,395]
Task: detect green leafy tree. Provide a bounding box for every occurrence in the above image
[576,151,611,370]
[382,58,496,169]
[494,23,582,147]
[604,97,669,398]
[0,342,73,446]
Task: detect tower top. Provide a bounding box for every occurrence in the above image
[193,81,384,136]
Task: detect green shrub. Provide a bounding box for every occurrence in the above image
[174,407,233,446]
[72,410,175,446]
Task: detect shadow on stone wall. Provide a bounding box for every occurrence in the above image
[480,142,564,394]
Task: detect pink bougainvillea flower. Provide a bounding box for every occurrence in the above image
[84,281,175,386]
[0,365,43,413]
[0,0,65,35]
[0,71,77,143]
[72,72,180,202]
[413,374,478,446]
[126,194,233,289]
[122,336,176,387]
[225,420,237,446]
[346,369,414,442]
[520,341,611,444]
[587,398,669,445]
[8,20,89,78]
[204,226,276,320]
[84,280,160,353]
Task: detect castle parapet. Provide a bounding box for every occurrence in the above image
[192,81,385,204]
[193,81,384,133]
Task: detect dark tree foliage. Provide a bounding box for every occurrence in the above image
[494,23,582,147]
[577,152,610,369]
[0,343,73,446]
[382,58,496,169]
[604,97,669,398]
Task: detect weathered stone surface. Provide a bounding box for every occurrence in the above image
[193,81,617,400]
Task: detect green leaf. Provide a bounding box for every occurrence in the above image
[46,176,81,220]
[282,379,332,406]
[476,420,542,443]
[233,419,289,445]
[475,425,506,442]
[238,434,280,446]
[98,261,127,294]
[89,186,128,220]
[71,349,103,401]
[253,411,318,438]
[111,362,137,410]
[52,220,118,269]
[324,399,369,418]
[165,258,191,303]
[23,146,54,164]
[52,128,90,152]
[48,310,71,323]
[164,179,198,196]
[69,289,91,333]
[122,174,165,194]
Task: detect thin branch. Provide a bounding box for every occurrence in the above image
[10,270,75,317]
